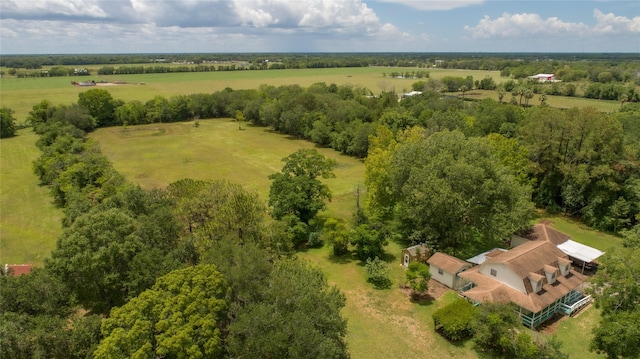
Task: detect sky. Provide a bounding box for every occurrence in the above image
[1,0,639,54]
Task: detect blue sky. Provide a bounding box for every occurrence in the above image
[1,0,638,54]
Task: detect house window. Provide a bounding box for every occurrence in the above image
[438,268,444,275]
[490,269,497,277]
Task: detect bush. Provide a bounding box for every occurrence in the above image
[306,230,323,248]
[405,261,431,296]
[365,257,391,289]
[0,107,17,138]
[432,298,477,341]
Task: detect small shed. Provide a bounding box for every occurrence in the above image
[427,252,473,290]
[401,243,430,268]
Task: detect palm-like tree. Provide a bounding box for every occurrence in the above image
[619,93,629,110]
[459,85,469,100]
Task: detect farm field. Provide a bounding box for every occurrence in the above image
[0,129,62,265]
[0,66,620,121]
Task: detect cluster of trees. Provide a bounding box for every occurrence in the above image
[432,300,567,358]
[1,107,17,138]
[382,70,430,79]
[588,226,640,359]
[1,99,350,357]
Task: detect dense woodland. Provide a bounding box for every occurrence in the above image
[1,60,640,357]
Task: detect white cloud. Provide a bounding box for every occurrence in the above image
[465,12,589,38]
[377,0,484,11]
[465,9,640,39]
[1,0,109,19]
[593,9,640,34]
[1,0,390,34]
[0,0,423,53]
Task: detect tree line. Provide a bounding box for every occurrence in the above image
[16,79,639,236]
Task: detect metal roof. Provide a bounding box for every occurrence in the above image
[466,248,507,265]
[556,240,604,263]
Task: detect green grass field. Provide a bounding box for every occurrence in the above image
[0,129,62,265]
[0,67,621,121]
[90,119,365,221]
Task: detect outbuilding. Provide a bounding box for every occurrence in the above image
[401,243,430,268]
[427,252,472,290]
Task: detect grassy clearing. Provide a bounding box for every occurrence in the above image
[0,129,62,266]
[298,242,476,359]
[90,119,365,220]
[550,305,603,359]
[535,213,622,252]
[464,89,620,112]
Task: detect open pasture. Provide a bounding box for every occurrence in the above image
[2,66,411,119]
[1,66,620,121]
[90,118,365,220]
[0,129,62,265]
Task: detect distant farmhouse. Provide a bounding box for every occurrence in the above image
[3,264,33,276]
[527,73,559,83]
[420,224,602,328]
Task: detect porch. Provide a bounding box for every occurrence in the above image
[518,290,589,328]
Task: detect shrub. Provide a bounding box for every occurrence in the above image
[405,261,430,296]
[365,257,391,289]
[432,298,477,341]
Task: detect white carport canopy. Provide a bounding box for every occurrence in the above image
[557,240,604,263]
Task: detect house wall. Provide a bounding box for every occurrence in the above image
[479,263,526,294]
[430,265,456,288]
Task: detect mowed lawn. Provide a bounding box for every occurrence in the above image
[0,129,62,265]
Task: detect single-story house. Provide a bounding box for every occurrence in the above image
[401,243,430,268]
[402,91,422,98]
[427,252,472,290]
[527,74,558,82]
[459,239,588,328]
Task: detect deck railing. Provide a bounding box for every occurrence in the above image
[560,295,592,315]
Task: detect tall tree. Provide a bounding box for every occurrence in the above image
[268,149,336,224]
[389,130,533,256]
[226,259,349,359]
[95,265,229,359]
[588,235,640,359]
[0,107,17,138]
[77,88,118,127]
[167,178,266,251]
